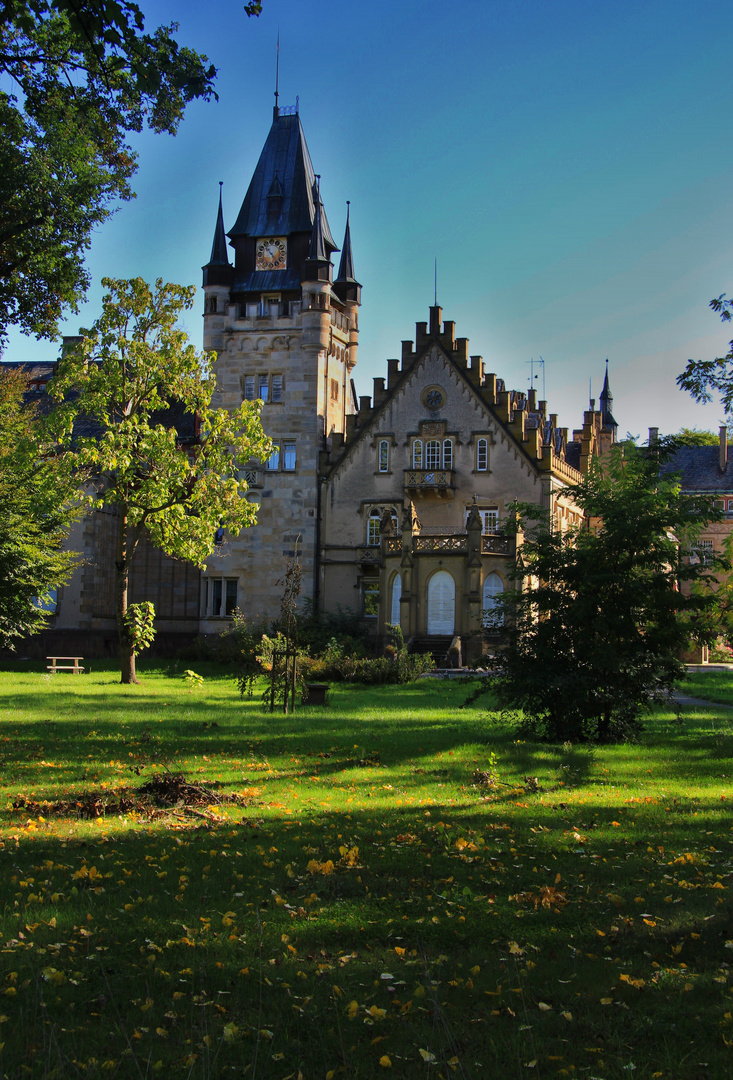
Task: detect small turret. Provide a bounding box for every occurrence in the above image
[303,176,333,283]
[599,360,618,439]
[333,202,361,304]
[202,183,233,337]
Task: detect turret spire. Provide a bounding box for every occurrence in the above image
[336,201,355,281]
[308,176,328,262]
[208,182,230,266]
[334,201,361,304]
[599,359,618,437]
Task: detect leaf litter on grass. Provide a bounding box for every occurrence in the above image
[0,665,732,1077]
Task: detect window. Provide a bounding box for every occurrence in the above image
[390,573,402,627]
[367,510,381,546]
[282,441,296,471]
[700,539,714,565]
[363,575,380,617]
[480,508,499,534]
[378,440,390,473]
[412,440,423,469]
[422,439,452,469]
[690,539,714,565]
[205,578,239,617]
[331,378,340,401]
[483,573,504,627]
[267,445,280,470]
[425,440,441,470]
[467,507,499,533]
[242,374,284,402]
[476,437,488,471]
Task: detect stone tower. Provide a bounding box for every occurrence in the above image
[200,102,361,630]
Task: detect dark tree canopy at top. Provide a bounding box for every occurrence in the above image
[0,0,260,344]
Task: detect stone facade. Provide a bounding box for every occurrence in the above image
[317,306,596,663]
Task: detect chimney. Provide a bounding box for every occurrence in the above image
[648,427,659,446]
[720,425,728,472]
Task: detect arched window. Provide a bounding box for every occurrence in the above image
[443,439,453,470]
[412,440,423,469]
[378,440,390,473]
[425,440,441,469]
[483,572,504,627]
[390,573,402,627]
[367,510,381,546]
[476,437,488,471]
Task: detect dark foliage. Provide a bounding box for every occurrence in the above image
[473,442,722,742]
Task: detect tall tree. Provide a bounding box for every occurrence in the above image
[678,295,733,417]
[0,0,260,343]
[480,443,720,742]
[0,368,81,648]
[49,277,272,684]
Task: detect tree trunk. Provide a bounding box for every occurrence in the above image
[115,507,138,684]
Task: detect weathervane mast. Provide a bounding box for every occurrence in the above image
[274,30,280,114]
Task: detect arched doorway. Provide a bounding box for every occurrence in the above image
[427,570,455,635]
[390,573,402,627]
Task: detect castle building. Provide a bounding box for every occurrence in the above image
[199,101,616,662]
[3,102,618,661]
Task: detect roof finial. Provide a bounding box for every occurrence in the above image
[434,257,437,307]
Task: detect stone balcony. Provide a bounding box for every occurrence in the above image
[382,532,515,558]
[403,469,455,497]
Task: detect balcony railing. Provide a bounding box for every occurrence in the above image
[381,532,514,557]
[481,534,514,556]
[415,535,466,553]
[404,469,454,493]
[356,546,381,564]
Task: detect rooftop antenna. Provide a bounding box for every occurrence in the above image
[589,377,592,408]
[274,30,280,113]
[434,258,437,306]
[526,356,546,401]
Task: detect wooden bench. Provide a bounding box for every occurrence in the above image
[47,656,85,674]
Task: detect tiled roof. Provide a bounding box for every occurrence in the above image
[663,445,733,492]
[229,112,335,248]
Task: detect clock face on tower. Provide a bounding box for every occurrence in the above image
[256,237,287,272]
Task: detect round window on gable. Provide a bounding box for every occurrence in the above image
[421,385,446,412]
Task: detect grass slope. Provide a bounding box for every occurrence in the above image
[0,662,732,1079]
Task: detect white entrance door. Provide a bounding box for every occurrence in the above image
[427,571,455,635]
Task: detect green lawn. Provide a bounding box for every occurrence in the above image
[0,661,732,1079]
[683,667,733,707]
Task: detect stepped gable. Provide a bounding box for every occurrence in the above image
[319,305,577,483]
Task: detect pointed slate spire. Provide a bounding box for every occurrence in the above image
[202,183,233,288]
[334,201,361,304]
[599,359,618,435]
[308,177,328,261]
[304,176,332,282]
[209,182,229,265]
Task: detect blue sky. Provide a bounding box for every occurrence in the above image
[6,0,733,438]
